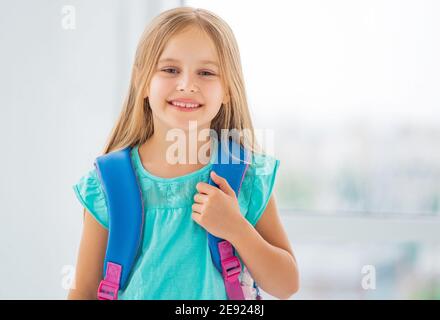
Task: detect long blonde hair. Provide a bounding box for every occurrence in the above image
[102,7,261,156]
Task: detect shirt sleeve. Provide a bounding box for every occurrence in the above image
[244,152,280,227]
[72,168,109,229]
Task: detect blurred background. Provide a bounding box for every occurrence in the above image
[0,0,439,299]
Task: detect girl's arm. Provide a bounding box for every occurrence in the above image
[230,195,300,300]
[67,209,108,300]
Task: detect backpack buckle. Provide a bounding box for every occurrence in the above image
[97,262,121,300]
[221,256,242,282]
[97,280,119,300]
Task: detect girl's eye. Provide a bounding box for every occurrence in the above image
[199,71,215,77]
[160,68,216,77]
[162,68,178,74]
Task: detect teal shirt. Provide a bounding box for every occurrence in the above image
[73,144,280,300]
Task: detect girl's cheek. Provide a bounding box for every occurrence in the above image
[154,76,172,87]
[201,81,224,102]
[149,77,173,98]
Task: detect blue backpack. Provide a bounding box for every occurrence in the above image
[94,138,262,300]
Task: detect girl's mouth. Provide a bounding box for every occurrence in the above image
[167,100,203,112]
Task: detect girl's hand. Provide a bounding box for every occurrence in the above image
[192,171,246,241]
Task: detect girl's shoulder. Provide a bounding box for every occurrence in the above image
[72,168,109,229]
[238,151,281,227]
[72,147,281,229]
[248,151,280,177]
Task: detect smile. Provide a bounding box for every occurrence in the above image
[167,100,203,112]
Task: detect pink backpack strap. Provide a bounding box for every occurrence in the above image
[218,240,245,300]
[97,262,122,300]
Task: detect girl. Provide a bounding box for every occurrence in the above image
[68,7,299,300]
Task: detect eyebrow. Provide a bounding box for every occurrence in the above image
[158,58,219,67]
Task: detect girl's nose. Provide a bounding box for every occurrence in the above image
[176,73,199,93]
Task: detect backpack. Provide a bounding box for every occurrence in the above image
[93,138,262,300]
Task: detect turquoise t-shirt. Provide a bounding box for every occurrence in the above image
[72,143,280,300]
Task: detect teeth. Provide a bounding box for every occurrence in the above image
[170,101,200,108]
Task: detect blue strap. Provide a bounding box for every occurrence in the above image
[94,147,144,290]
[94,139,250,292]
[207,138,250,274]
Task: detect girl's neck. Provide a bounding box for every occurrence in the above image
[139,125,212,171]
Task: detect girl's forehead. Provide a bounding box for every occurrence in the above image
[159,28,220,66]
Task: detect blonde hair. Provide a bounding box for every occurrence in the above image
[102,6,261,156]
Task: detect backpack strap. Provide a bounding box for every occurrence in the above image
[207,138,251,300]
[93,139,253,300]
[93,147,144,300]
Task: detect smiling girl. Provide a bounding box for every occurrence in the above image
[68,7,299,300]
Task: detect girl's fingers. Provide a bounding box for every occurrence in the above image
[191,211,201,224]
[192,203,203,214]
[210,171,235,197]
[193,193,208,204]
[196,182,216,195]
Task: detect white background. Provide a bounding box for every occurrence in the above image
[0,0,439,299]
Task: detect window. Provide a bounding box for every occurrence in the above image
[186,0,440,299]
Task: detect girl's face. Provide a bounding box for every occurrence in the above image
[147,26,227,133]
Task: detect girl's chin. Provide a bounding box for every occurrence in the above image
[166,119,212,132]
